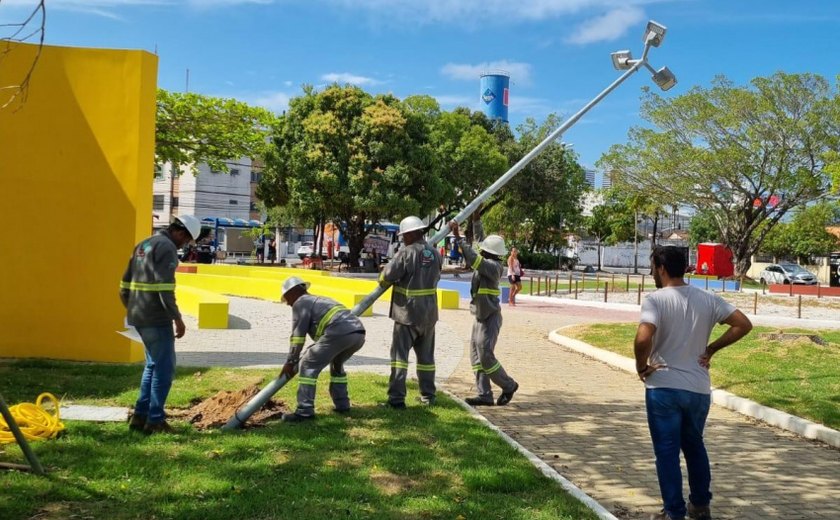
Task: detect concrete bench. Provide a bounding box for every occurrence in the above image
[175,285,229,329]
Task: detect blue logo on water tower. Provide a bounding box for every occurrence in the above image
[482,88,496,104]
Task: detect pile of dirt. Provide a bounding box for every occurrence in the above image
[183,385,288,430]
[758,332,827,346]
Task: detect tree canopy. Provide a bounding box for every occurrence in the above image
[598,72,839,275]
[156,89,276,174]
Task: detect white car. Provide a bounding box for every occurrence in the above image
[759,263,818,285]
[297,241,315,259]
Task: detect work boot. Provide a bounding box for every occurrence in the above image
[649,510,685,520]
[333,407,351,414]
[416,396,436,406]
[281,413,314,423]
[380,401,406,410]
[128,413,146,432]
[687,503,712,520]
[464,397,495,406]
[143,421,175,436]
[497,382,519,406]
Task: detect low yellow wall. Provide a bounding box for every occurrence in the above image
[0,42,157,362]
[176,286,229,329]
[177,273,374,316]
[197,264,331,278]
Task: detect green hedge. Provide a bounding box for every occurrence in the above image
[517,251,557,270]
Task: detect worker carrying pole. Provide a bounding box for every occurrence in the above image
[223,20,671,429]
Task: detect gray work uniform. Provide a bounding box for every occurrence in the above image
[288,294,366,416]
[457,225,517,401]
[120,230,182,327]
[379,239,442,404]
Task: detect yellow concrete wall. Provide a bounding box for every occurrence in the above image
[0,43,157,362]
[197,264,332,278]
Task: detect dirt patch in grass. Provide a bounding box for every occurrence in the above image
[758,332,828,346]
[177,384,288,429]
[370,470,419,496]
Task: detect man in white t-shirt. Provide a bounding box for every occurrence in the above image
[635,247,752,520]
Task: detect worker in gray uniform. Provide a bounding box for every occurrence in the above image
[279,277,366,422]
[379,215,442,408]
[449,219,519,406]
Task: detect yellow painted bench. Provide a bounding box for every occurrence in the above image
[175,285,229,329]
[176,272,374,317]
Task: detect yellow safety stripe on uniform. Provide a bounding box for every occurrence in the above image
[477,288,501,296]
[471,255,483,270]
[485,362,502,375]
[298,377,318,386]
[416,364,436,372]
[393,287,437,297]
[472,364,484,372]
[119,281,176,292]
[378,271,385,283]
[330,377,348,384]
[290,336,306,345]
[390,361,409,369]
[314,305,347,340]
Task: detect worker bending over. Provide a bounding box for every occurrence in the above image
[279,277,366,422]
[449,219,519,406]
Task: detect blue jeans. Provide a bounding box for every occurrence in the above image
[646,388,712,520]
[134,325,176,424]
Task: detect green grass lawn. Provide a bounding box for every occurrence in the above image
[563,324,840,429]
[0,361,597,520]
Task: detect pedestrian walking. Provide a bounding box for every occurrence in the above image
[449,219,519,407]
[634,246,752,520]
[379,216,442,408]
[120,214,202,435]
[507,247,523,306]
[278,277,366,422]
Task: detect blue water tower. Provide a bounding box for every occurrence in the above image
[480,71,510,123]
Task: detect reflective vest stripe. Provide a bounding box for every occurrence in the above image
[290,336,306,345]
[393,287,437,297]
[477,288,501,296]
[416,364,436,372]
[471,255,483,270]
[471,364,484,372]
[120,281,175,291]
[330,377,348,384]
[390,361,409,369]
[315,305,347,340]
[298,377,318,386]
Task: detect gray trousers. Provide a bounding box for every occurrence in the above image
[471,312,516,400]
[388,322,436,404]
[295,331,365,416]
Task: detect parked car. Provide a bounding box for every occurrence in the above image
[759,263,818,285]
[297,241,315,259]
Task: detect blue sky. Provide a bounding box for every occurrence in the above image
[3,0,840,171]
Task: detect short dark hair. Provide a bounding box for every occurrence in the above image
[651,246,687,278]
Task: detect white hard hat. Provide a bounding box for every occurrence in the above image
[480,234,507,256]
[281,276,310,302]
[398,216,427,236]
[173,214,202,241]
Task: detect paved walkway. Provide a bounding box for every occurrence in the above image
[442,298,840,520]
[177,295,840,519]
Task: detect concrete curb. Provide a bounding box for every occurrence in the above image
[548,328,840,449]
[442,389,619,520]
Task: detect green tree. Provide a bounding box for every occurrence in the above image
[761,202,840,262]
[583,194,635,271]
[598,72,838,276]
[688,210,723,247]
[484,115,587,253]
[156,89,276,174]
[259,85,446,266]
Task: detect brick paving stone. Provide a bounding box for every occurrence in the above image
[441,300,840,520]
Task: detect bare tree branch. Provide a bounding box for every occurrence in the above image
[0,0,46,110]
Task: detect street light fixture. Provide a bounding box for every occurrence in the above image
[611,20,676,91]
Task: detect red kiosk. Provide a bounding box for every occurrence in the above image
[695,243,734,277]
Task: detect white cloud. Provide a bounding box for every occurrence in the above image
[283,80,294,87]
[441,60,533,86]
[320,72,381,86]
[253,91,291,113]
[434,95,476,108]
[1,0,272,19]
[565,6,646,44]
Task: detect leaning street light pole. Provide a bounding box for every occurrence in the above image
[223,20,676,431]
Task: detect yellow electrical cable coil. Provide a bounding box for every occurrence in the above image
[0,393,65,444]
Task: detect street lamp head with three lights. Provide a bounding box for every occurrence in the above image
[610,20,677,91]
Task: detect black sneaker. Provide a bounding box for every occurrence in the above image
[128,413,146,432]
[143,420,175,435]
[281,413,314,423]
[333,407,351,414]
[687,503,712,520]
[464,397,495,406]
[380,401,406,410]
[497,382,519,406]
